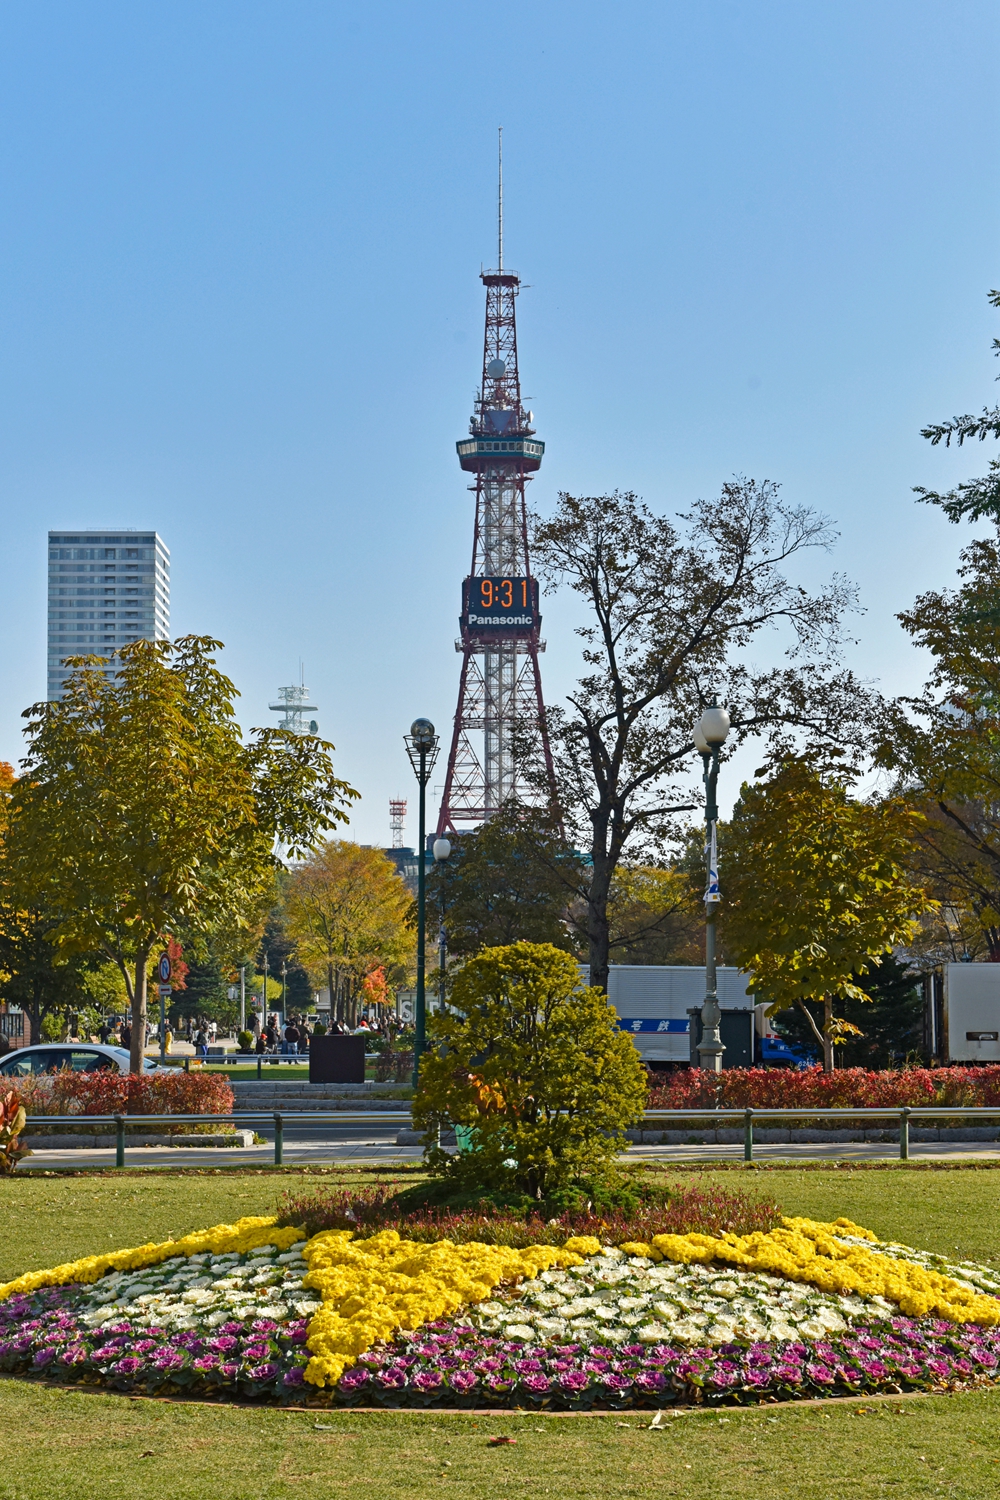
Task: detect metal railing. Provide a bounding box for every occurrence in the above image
[19,1104,1000,1169]
[640,1106,1000,1162]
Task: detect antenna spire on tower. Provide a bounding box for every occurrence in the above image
[497,125,503,272]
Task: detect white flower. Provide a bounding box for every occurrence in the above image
[505,1324,536,1341]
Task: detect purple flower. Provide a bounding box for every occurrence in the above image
[219,1361,240,1378]
[449,1371,478,1393]
[193,1355,220,1373]
[284,1366,306,1387]
[376,1370,407,1390]
[112,1357,143,1375]
[251,1319,279,1334]
[152,1349,186,1370]
[247,1362,280,1382]
[413,1369,445,1390]
[208,1336,239,1353]
[520,1373,551,1394]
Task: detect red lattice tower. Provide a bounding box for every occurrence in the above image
[437,135,557,835]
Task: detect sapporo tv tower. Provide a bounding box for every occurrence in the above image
[436,131,558,835]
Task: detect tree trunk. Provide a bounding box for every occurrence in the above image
[586,851,614,992]
[130,950,149,1075]
[796,998,829,1070]
[327,962,334,1028]
[823,996,834,1074]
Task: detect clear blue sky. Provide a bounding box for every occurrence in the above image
[0,1,996,842]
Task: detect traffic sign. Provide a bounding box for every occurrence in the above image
[157,953,171,983]
[157,984,173,996]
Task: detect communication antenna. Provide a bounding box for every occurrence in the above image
[497,125,503,272]
[389,797,407,849]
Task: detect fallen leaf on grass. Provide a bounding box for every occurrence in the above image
[488,1436,517,1447]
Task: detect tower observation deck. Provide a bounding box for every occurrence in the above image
[436,136,557,834]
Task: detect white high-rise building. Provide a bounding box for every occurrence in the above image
[47,530,170,700]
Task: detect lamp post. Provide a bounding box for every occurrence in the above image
[405,718,440,1086]
[694,702,731,1072]
[433,837,452,1014]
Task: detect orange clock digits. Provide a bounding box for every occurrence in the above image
[480,580,494,608]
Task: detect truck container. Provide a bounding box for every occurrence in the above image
[583,965,753,1067]
[926,963,1000,1064]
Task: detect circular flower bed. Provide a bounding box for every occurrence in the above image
[1,1213,998,1409]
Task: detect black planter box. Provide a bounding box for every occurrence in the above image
[309,1035,366,1084]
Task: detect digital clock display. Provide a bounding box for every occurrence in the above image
[462,576,538,636]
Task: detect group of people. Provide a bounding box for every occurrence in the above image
[249,1012,318,1057]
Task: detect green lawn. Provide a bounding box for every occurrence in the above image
[1,1165,999,1499]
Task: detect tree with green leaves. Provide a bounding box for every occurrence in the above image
[9,636,357,1072]
[428,804,582,958]
[773,955,924,1069]
[878,529,1000,961]
[0,761,90,1043]
[413,942,647,1201]
[530,481,874,990]
[721,758,934,1071]
[914,289,1000,523]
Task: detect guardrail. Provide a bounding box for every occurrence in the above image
[22,1111,413,1168]
[641,1106,1000,1162]
[21,1105,1000,1169]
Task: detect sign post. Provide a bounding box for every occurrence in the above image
[157,953,172,1064]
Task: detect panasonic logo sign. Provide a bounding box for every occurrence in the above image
[467,614,533,626]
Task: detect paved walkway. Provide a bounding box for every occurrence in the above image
[18,1137,1000,1170]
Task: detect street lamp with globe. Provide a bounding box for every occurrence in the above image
[433,838,452,1015]
[694,702,730,1072]
[405,718,439,1085]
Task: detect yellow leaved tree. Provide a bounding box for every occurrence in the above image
[722,758,934,1071]
[283,841,414,1028]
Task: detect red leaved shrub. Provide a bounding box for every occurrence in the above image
[647,1065,1000,1110]
[13,1070,233,1117]
[277,1179,781,1246]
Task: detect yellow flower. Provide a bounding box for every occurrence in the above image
[646,1218,1000,1328]
[0,1217,304,1302]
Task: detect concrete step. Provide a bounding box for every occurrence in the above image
[23,1130,256,1150]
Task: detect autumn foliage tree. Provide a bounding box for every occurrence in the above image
[283,841,414,1027]
[721,759,934,1071]
[8,637,357,1072]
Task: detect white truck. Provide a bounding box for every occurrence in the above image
[588,965,754,1066]
[927,963,1000,1064]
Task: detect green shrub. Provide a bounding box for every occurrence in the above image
[412,941,647,1199]
[236,1030,254,1053]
